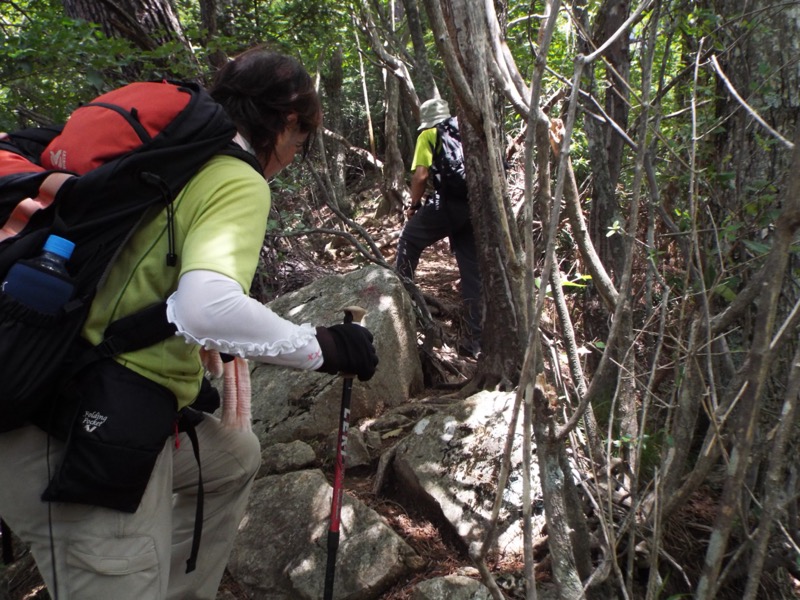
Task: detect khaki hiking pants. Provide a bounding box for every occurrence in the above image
[0,414,261,600]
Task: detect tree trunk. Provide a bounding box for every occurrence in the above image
[322,46,350,214]
[199,0,227,70]
[400,0,439,102]
[572,0,632,412]
[376,70,409,218]
[534,423,586,598]
[354,0,411,219]
[424,0,527,388]
[580,0,630,283]
[63,0,188,48]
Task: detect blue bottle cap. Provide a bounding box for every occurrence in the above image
[43,235,76,259]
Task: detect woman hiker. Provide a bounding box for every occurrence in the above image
[0,47,378,600]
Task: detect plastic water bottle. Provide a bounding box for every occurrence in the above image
[1,234,76,314]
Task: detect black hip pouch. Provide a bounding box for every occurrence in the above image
[42,359,178,513]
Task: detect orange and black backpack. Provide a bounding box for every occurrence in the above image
[0,80,259,433]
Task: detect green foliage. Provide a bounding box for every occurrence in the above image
[561,273,592,289]
[680,7,722,40]
[0,4,134,128]
[0,2,205,130]
[712,276,740,303]
[176,0,352,66]
[0,0,387,160]
[504,2,578,88]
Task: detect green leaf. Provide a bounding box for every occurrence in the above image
[713,276,741,303]
[85,69,105,91]
[741,239,771,256]
[560,279,587,288]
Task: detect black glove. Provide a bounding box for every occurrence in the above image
[315,323,379,381]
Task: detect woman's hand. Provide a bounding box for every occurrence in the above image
[315,323,379,381]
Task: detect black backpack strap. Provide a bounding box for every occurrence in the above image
[431,123,445,189]
[178,412,204,574]
[432,118,454,168]
[67,301,177,379]
[220,143,262,173]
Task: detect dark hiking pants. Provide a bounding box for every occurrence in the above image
[395,197,482,340]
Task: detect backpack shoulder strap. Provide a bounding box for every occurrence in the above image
[219,143,262,173]
[432,122,446,168]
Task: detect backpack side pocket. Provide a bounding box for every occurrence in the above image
[0,291,88,433]
[42,359,178,513]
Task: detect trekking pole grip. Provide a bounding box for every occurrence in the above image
[342,305,366,326]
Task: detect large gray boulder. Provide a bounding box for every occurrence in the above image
[409,572,561,600]
[249,265,423,446]
[411,575,491,600]
[389,391,541,556]
[258,440,316,476]
[228,469,422,599]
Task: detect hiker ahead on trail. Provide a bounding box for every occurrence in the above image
[395,98,483,358]
[0,48,378,600]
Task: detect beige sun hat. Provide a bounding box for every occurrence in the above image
[418,98,451,130]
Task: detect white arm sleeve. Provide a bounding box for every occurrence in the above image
[166,269,324,370]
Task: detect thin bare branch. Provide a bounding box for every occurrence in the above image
[710,54,795,150]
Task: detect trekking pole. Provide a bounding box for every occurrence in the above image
[323,305,367,600]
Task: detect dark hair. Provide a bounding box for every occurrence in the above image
[209,48,322,161]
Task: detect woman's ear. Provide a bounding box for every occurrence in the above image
[285,113,298,127]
